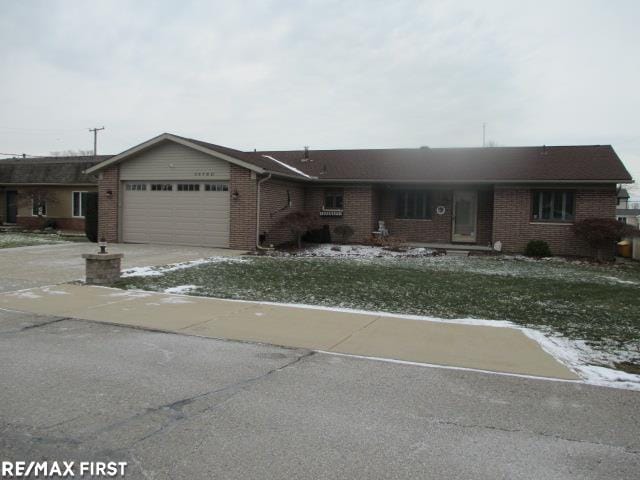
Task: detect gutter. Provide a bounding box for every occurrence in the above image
[256,173,273,251]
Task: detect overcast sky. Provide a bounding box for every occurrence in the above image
[1,0,639,194]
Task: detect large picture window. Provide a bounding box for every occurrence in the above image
[395,190,432,219]
[72,191,89,217]
[532,190,575,222]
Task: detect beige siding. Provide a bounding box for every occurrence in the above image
[15,186,97,218]
[120,141,230,181]
[122,182,230,247]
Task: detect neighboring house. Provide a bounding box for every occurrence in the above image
[0,156,107,231]
[617,187,630,208]
[86,133,633,256]
[616,188,640,228]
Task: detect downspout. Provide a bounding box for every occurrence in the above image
[256,173,273,251]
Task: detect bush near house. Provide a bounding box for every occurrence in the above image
[573,218,640,261]
[334,225,355,244]
[278,211,319,248]
[524,240,552,258]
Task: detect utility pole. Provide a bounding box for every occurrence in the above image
[89,126,105,158]
[482,123,486,147]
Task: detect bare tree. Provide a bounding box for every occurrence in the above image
[17,188,60,229]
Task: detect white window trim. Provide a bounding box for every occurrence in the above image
[31,199,47,217]
[72,191,88,218]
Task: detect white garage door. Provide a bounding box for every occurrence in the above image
[122,181,230,247]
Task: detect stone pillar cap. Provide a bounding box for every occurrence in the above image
[82,253,124,260]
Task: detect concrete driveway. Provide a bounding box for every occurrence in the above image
[1,309,638,480]
[0,242,245,293]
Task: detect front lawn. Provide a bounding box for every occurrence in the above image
[115,251,640,367]
[0,232,71,249]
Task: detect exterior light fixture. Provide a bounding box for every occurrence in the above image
[98,237,107,254]
[231,189,240,200]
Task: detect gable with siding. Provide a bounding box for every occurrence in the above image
[119,141,230,181]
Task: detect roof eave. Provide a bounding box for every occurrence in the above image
[85,133,265,175]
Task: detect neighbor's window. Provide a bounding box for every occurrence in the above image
[324,190,343,209]
[618,217,627,224]
[531,190,575,222]
[151,184,173,191]
[204,183,229,192]
[72,191,89,217]
[395,190,432,219]
[32,200,47,216]
[126,183,147,191]
[177,184,200,192]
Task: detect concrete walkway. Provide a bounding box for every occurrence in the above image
[0,284,578,380]
[0,242,245,293]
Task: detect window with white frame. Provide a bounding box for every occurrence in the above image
[151,184,173,191]
[531,190,575,222]
[126,183,147,191]
[177,184,200,192]
[204,183,228,192]
[72,191,89,217]
[32,200,47,216]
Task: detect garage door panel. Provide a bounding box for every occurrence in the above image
[122,182,230,247]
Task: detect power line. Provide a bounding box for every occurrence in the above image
[0,152,49,158]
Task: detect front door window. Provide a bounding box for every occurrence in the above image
[452,190,477,243]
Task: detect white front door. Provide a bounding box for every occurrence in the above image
[452,190,477,243]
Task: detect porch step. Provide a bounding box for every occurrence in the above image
[445,249,471,257]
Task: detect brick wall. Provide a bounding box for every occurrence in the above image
[98,166,119,242]
[304,185,376,242]
[492,185,617,256]
[229,165,257,250]
[17,216,85,231]
[259,179,305,246]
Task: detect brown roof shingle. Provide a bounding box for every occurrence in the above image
[0,155,108,184]
[249,145,632,183]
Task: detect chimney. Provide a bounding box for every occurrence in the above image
[301,146,311,162]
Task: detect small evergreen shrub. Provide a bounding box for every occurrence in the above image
[333,224,355,244]
[524,240,552,258]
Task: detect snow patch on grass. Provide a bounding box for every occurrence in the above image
[268,244,434,258]
[0,232,69,249]
[164,285,199,295]
[121,256,246,278]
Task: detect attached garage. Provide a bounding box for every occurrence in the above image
[122,181,230,247]
[116,139,234,248]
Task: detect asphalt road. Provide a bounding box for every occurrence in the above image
[1,309,638,479]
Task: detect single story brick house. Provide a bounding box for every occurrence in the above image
[0,156,105,231]
[86,133,633,256]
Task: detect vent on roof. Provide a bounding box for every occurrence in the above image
[301,146,311,162]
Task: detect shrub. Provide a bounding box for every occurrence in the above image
[573,218,639,261]
[303,225,331,244]
[84,192,99,242]
[278,211,318,248]
[524,240,552,258]
[333,224,355,244]
[364,234,406,249]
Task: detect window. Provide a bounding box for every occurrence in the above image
[619,217,627,224]
[177,184,200,192]
[126,183,147,191]
[32,200,47,216]
[151,184,173,191]
[204,183,229,192]
[532,191,575,222]
[324,190,343,210]
[395,190,432,219]
[72,191,89,217]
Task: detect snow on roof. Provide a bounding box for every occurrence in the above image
[261,154,314,179]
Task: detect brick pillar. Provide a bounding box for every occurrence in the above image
[229,165,257,250]
[98,166,119,242]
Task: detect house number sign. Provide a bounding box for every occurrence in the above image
[194,171,216,177]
